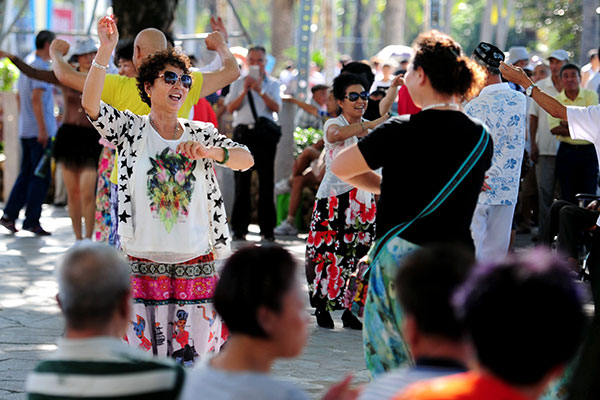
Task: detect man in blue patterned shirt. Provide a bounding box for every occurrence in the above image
[466,42,526,262]
[1,30,57,235]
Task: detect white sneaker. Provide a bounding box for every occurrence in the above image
[274,220,298,236]
[274,179,291,195]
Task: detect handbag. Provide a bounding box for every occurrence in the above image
[247,90,281,143]
[345,127,490,317]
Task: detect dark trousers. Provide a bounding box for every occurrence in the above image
[3,138,51,228]
[542,200,599,259]
[556,143,598,205]
[231,125,278,237]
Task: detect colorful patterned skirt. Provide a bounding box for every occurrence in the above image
[305,188,376,311]
[363,236,420,377]
[93,147,115,242]
[126,253,226,367]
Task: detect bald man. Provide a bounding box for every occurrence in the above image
[50,23,238,117]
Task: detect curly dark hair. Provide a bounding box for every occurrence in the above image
[332,73,367,101]
[411,30,485,102]
[136,48,192,106]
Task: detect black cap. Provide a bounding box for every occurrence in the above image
[473,42,505,68]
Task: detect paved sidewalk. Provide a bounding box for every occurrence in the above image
[0,205,368,399]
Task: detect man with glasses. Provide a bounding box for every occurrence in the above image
[225,45,282,241]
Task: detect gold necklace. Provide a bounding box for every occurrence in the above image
[150,116,179,139]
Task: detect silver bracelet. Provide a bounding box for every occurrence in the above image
[91,59,108,71]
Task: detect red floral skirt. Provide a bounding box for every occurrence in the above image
[305,188,376,311]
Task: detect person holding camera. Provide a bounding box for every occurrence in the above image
[225,46,282,241]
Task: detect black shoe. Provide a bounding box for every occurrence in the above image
[0,217,18,233]
[23,225,51,236]
[315,308,334,329]
[342,309,362,330]
[232,233,246,241]
[261,234,275,242]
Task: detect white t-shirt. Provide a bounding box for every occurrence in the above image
[587,73,600,94]
[529,76,560,156]
[124,125,210,263]
[568,104,600,225]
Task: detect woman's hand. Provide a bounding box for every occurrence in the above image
[177,141,213,160]
[97,15,119,50]
[367,113,390,130]
[49,39,70,57]
[390,74,405,88]
[499,62,532,89]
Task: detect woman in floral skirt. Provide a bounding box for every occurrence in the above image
[305,73,388,329]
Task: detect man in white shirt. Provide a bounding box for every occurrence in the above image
[466,42,526,261]
[528,49,569,235]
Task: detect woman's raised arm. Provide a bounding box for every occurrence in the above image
[82,16,119,120]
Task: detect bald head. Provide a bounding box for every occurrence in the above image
[133,28,168,70]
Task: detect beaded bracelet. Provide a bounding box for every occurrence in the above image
[91,59,108,71]
[216,147,229,165]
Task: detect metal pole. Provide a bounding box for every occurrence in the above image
[0,0,30,47]
[226,0,252,45]
[86,0,100,35]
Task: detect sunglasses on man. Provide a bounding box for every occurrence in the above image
[344,91,370,101]
[158,71,193,89]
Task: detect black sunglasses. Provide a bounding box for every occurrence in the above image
[158,71,192,89]
[344,91,370,101]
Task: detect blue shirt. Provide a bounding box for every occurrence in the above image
[224,74,282,127]
[17,54,56,139]
[465,82,526,205]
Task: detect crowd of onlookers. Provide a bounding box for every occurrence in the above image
[1,14,600,400]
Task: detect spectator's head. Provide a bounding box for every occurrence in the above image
[247,45,267,77]
[70,38,97,73]
[311,84,329,107]
[547,49,569,77]
[35,30,56,59]
[560,63,581,93]
[115,39,135,78]
[407,30,485,105]
[397,245,474,359]
[382,63,393,78]
[472,42,504,77]
[214,245,308,358]
[326,90,339,117]
[508,46,529,68]
[56,242,131,336]
[533,63,550,83]
[588,49,599,69]
[341,61,375,89]
[454,248,585,388]
[136,48,192,108]
[133,28,169,70]
[332,73,368,121]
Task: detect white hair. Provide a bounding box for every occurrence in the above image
[56,242,130,328]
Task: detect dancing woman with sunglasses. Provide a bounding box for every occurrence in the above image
[305,73,388,329]
[82,16,254,365]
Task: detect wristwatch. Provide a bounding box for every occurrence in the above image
[526,84,537,97]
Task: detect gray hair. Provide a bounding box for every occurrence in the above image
[56,242,130,329]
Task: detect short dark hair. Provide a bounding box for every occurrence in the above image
[412,30,485,102]
[248,45,267,55]
[311,84,329,94]
[560,63,581,78]
[35,30,55,50]
[341,61,375,89]
[115,39,134,66]
[396,244,474,341]
[332,73,367,101]
[136,48,191,106]
[454,248,586,385]
[213,245,297,338]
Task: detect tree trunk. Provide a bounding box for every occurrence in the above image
[383,0,406,45]
[580,0,600,65]
[112,0,180,40]
[443,0,454,33]
[271,0,295,64]
[479,0,494,43]
[352,0,374,60]
[496,0,515,50]
[339,0,351,54]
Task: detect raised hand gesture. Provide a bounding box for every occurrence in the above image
[205,31,227,52]
[210,16,228,43]
[49,39,70,57]
[97,15,119,50]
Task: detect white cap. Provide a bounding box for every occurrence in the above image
[70,38,98,57]
[547,49,569,62]
[508,46,529,63]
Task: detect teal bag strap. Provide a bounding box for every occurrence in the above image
[371,127,490,263]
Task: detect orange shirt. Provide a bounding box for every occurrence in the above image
[394,372,530,400]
